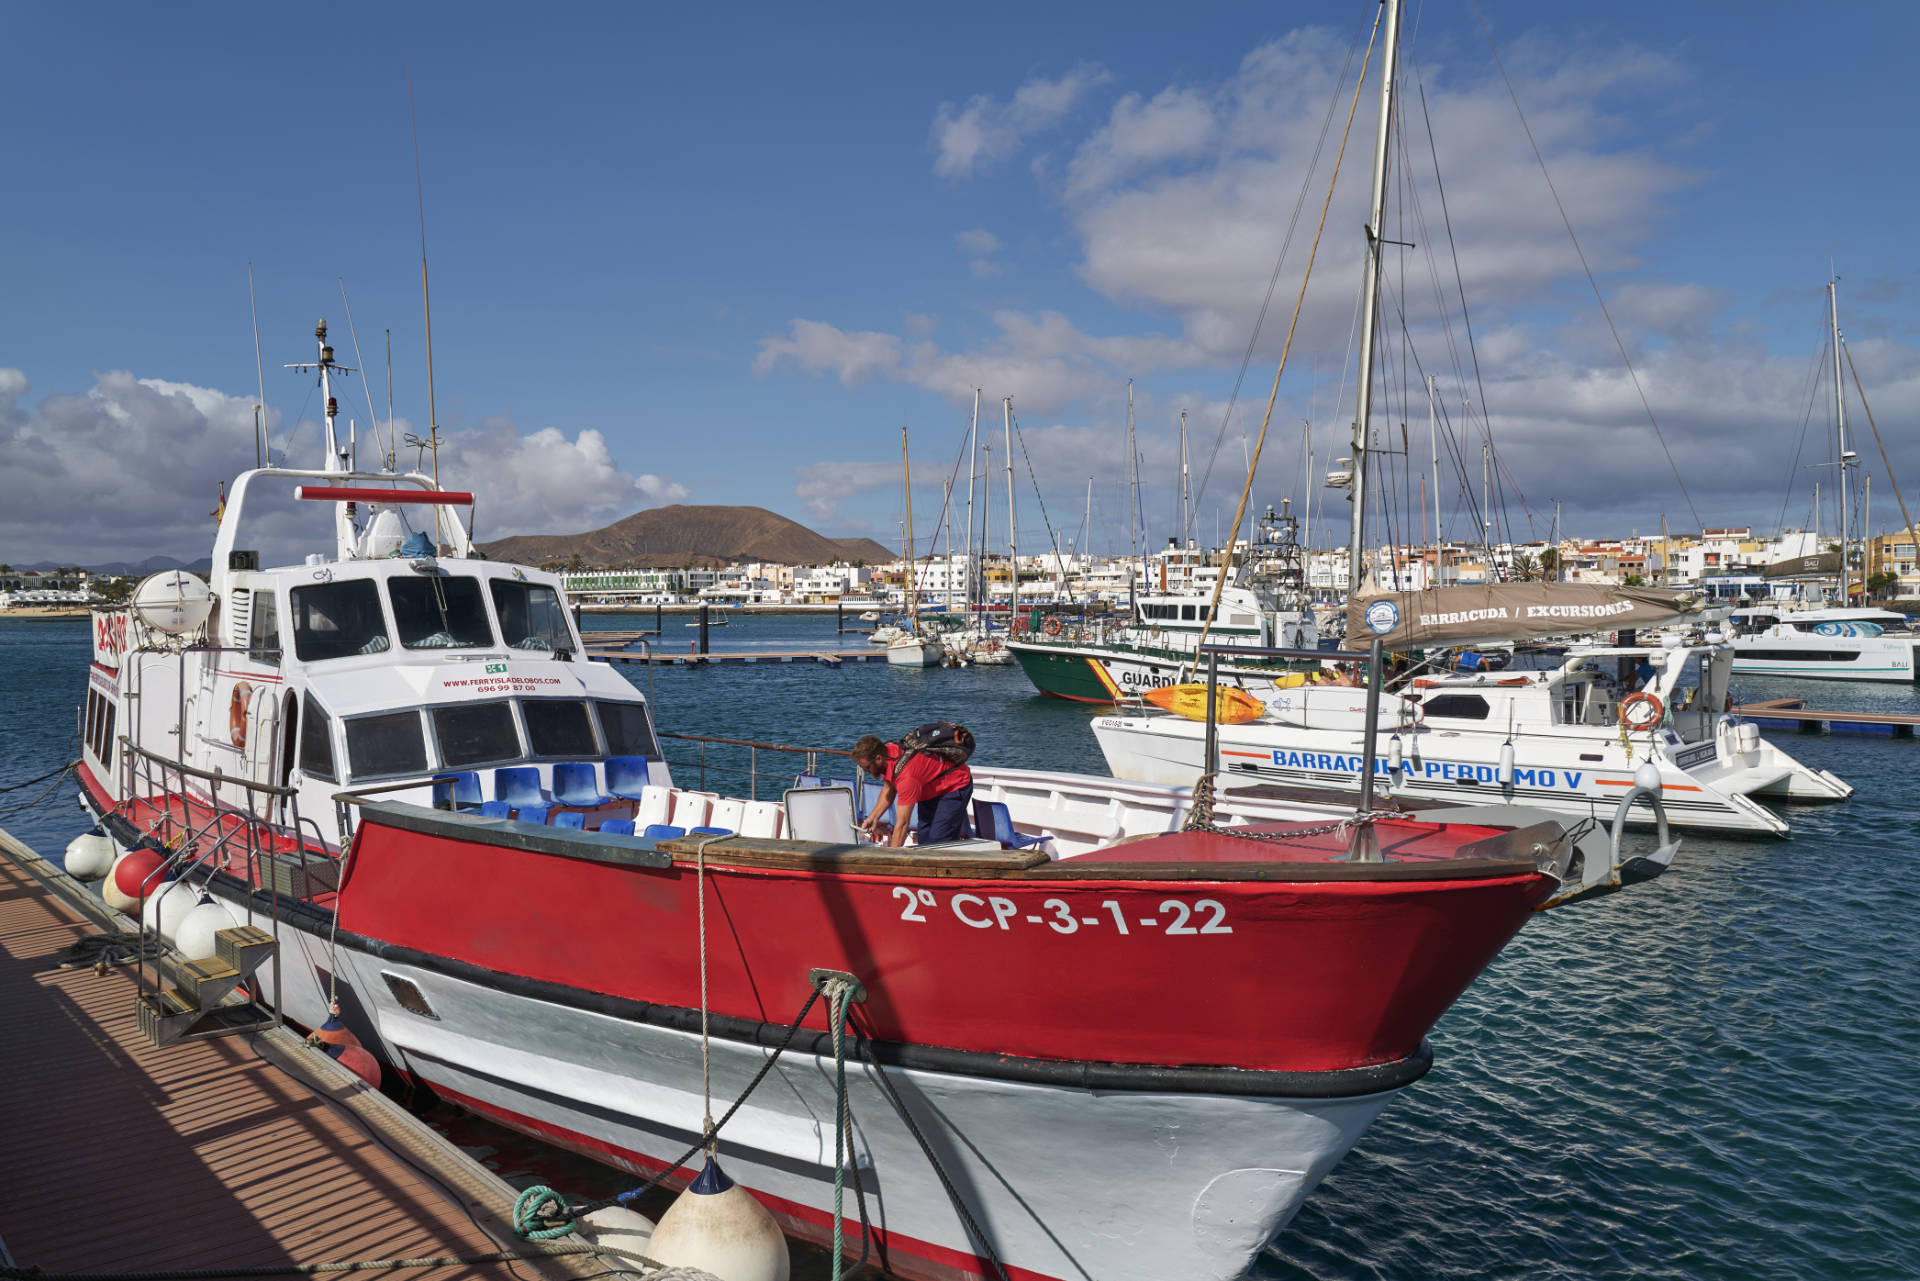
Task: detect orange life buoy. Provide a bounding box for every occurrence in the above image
[1619,691,1664,731]
[1044,616,1063,636]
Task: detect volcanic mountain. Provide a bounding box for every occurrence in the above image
[479,505,895,569]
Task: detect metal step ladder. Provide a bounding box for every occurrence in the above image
[136,925,279,1047]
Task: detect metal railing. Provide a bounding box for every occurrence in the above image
[1198,640,1386,859]
[115,737,297,1026]
[657,732,860,800]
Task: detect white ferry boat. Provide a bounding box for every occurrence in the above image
[1728,605,1919,682]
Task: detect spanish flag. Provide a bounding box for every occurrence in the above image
[211,482,226,526]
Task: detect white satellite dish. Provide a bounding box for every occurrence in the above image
[131,570,213,635]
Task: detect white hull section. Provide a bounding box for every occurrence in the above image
[1730,633,1919,682]
[207,889,1401,1281]
[887,637,944,666]
[1089,715,1821,836]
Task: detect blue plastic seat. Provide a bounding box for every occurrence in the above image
[432,771,483,810]
[973,800,1047,850]
[496,767,548,809]
[476,800,512,820]
[515,804,552,826]
[553,762,614,809]
[606,756,653,801]
[600,819,636,836]
[794,773,824,790]
[858,778,884,820]
[552,811,586,830]
[690,825,733,836]
[643,824,686,840]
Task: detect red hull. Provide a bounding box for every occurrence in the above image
[339,813,1551,1073]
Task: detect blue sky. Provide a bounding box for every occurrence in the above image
[3,1,1917,565]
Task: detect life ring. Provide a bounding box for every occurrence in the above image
[1043,616,1063,637]
[1619,691,1664,731]
[228,682,254,749]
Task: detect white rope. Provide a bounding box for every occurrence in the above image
[690,833,730,1156]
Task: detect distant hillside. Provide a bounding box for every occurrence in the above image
[480,505,896,568]
[12,555,213,576]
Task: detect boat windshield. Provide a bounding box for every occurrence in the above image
[290,580,389,662]
[596,699,659,758]
[491,580,574,655]
[388,575,496,649]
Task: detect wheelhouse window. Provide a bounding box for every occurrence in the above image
[388,576,495,650]
[522,699,597,757]
[298,692,337,781]
[290,580,389,662]
[1420,694,1492,720]
[433,701,522,768]
[596,699,659,759]
[345,710,429,779]
[491,580,575,655]
[249,591,281,666]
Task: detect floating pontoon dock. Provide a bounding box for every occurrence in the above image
[0,828,602,1281]
[1737,698,1920,737]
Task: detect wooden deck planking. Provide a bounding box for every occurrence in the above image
[0,856,548,1279]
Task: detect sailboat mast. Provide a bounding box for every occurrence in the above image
[901,427,918,623]
[1179,409,1190,547]
[965,388,980,618]
[1345,0,1402,593]
[1127,380,1139,612]
[1831,280,1851,600]
[1427,376,1440,587]
[1004,397,1019,620]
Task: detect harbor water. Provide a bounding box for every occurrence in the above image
[6,612,1917,1279]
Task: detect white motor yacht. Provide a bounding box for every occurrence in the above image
[1728,605,1918,682]
[1094,639,1851,836]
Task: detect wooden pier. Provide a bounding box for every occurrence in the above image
[588,647,883,666]
[0,830,602,1280]
[1737,698,1920,737]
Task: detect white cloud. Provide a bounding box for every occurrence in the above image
[0,369,688,563]
[930,64,1112,179]
[1066,86,1216,196]
[969,258,1005,279]
[795,459,906,522]
[955,228,1002,256]
[752,319,903,385]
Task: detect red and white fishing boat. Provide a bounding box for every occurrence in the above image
[68,8,1672,1267]
[68,319,1670,1281]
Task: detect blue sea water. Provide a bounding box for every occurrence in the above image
[5,612,1917,1279]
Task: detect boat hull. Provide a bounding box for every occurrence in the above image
[1091,713,1796,836]
[1729,634,1920,682]
[1010,640,1297,704]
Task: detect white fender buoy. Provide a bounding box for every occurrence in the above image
[1736,722,1760,755]
[1386,734,1404,776]
[1497,741,1516,788]
[103,845,168,915]
[140,879,199,945]
[64,829,116,880]
[176,893,240,961]
[646,1157,790,1281]
[1634,760,1664,793]
[576,1206,657,1277]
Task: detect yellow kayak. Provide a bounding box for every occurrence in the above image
[1144,684,1267,724]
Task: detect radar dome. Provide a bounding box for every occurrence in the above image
[131,570,213,635]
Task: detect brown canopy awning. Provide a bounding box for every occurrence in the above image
[1346,580,1705,649]
[1761,553,1841,580]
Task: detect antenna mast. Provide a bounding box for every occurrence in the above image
[1831,279,1852,600]
[409,64,447,551]
[248,263,268,468]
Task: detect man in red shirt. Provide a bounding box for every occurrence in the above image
[853,733,972,846]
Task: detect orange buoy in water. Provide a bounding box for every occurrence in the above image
[1144,684,1267,724]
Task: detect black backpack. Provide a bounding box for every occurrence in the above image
[897,721,975,780]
